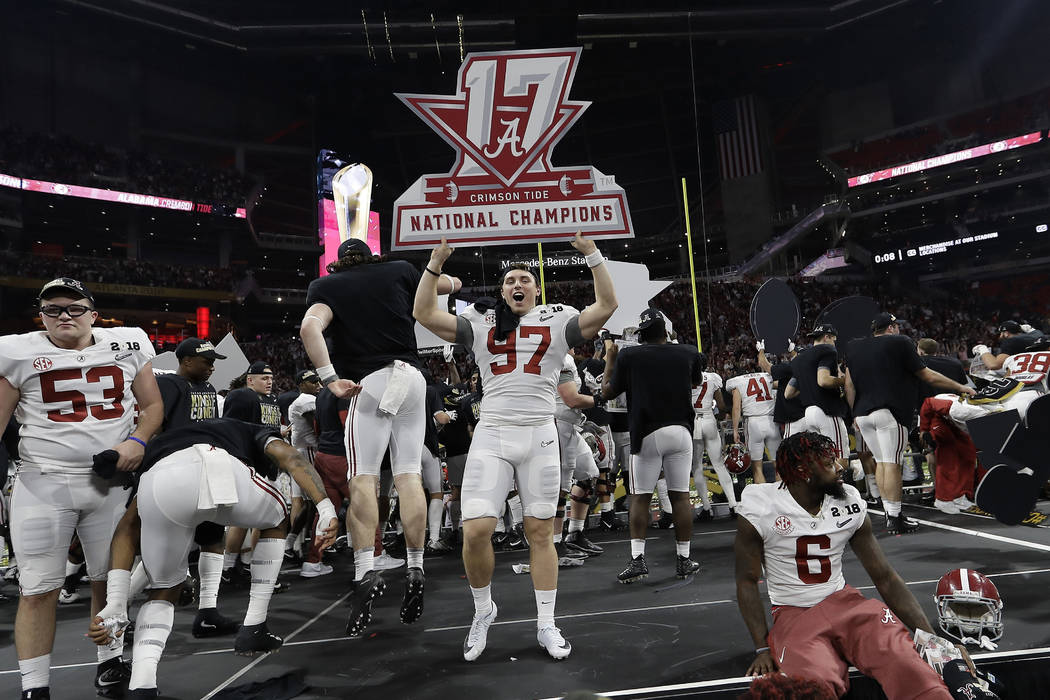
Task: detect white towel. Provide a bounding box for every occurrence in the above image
[195,443,239,509]
[378,360,415,415]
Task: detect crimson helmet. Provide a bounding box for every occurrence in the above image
[724,443,752,475]
[935,568,1003,644]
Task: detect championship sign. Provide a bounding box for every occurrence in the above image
[392,47,634,250]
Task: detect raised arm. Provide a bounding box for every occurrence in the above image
[735,517,777,675]
[572,233,618,339]
[413,238,461,344]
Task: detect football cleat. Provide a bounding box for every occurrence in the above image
[58,588,81,605]
[537,625,572,660]
[283,549,303,567]
[192,608,240,638]
[373,552,405,571]
[94,657,131,698]
[346,570,385,637]
[564,531,603,556]
[220,562,251,589]
[694,508,714,522]
[21,688,50,699]
[234,622,283,656]
[653,511,674,529]
[599,509,621,531]
[555,541,587,561]
[675,555,701,578]
[399,567,425,624]
[886,514,920,535]
[617,555,649,584]
[463,601,498,662]
[425,538,453,555]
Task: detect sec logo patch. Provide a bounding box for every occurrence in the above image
[33,357,53,371]
[773,515,794,535]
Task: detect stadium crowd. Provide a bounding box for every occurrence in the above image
[0,251,235,292]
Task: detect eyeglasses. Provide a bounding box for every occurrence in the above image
[40,303,94,318]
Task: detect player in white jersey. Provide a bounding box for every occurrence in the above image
[726,370,780,484]
[691,369,738,517]
[414,233,616,662]
[553,354,602,558]
[736,431,965,698]
[0,278,163,700]
[997,339,1050,418]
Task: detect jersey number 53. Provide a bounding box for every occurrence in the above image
[40,366,125,423]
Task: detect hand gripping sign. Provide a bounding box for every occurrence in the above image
[392,47,634,250]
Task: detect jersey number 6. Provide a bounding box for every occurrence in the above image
[795,534,832,584]
[487,326,552,376]
[40,366,126,423]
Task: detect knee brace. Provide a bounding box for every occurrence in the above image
[570,478,594,504]
[596,469,613,496]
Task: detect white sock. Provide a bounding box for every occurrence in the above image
[284,533,297,551]
[406,547,424,572]
[866,474,882,499]
[535,588,557,629]
[507,494,523,527]
[600,501,613,512]
[567,518,584,534]
[884,500,902,517]
[223,552,238,570]
[197,552,223,610]
[128,600,174,690]
[676,541,690,558]
[631,539,646,558]
[19,654,49,691]
[471,584,493,616]
[552,531,563,544]
[427,499,444,543]
[239,548,253,566]
[64,559,81,577]
[294,529,305,552]
[129,559,149,599]
[656,479,672,513]
[354,548,374,582]
[243,538,282,626]
[693,466,712,509]
[98,641,123,663]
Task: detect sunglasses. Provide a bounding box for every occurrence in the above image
[40,303,94,318]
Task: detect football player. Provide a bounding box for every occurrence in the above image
[736,432,968,698]
[300,237,462,637]
[88,418,338,698]
[0,278,163,700]
[287,370,323,574]
[690,356,737,519]
[554,353,603,560]
[727,362,780,485]
[413,232,616,661]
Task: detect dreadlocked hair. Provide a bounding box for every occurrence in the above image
[775,431,837,488]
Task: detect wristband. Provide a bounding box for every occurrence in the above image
[315,498,337,536]
[424,266,441,277]
[126,436,146,449]
[317,364,339,386]
[441,273,459,293]
[585,250,605,268]
[755,646,770,655]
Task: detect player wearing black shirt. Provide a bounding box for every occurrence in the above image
[89,418,337,693]
[222,362,282,429]
[916,338,969,408]
[845,314,974,535]
[438,376,481,547]
[602,309,704,584]
[786,324,849,457]
[299,237,461,637]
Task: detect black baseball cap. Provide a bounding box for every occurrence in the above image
[998,320,1022,334]
[247,361,273,375]
[296,369,320,384]
[337,237,374,259]
[637,307,665,330]
[871,312,902,332]
[38,277,95,305]
[806,323,838,338]
[176,338,227,360]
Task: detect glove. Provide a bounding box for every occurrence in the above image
[972,344,990,357]
[442,344,455,363]
[755,340,765,352]
[788,340,796,353]
[92,449,120,479]
[581,420,601,435]
[445,410,457,423]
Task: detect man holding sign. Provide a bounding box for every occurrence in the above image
[413,232,616,662]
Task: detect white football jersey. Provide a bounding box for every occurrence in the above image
[460,303,580,426]
[737,483,866,607]
[726,372,775,417]
[1002,350,1050,393]
[0,327,155,471]
[554,353,584,424]
[288,392,318,450]
[691,371,723,415]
